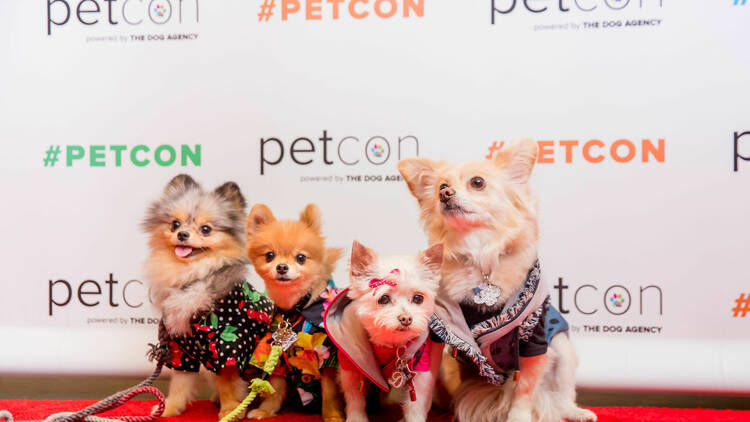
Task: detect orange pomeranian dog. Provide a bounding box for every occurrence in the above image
[244,203,345,422]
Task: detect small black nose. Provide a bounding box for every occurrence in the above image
[399,315,413,327]
[177,231,190,241]
[439,187,455,203]
[276,263,289,275]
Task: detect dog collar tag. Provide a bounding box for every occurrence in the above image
[387,346,415,389]
[472,282,501,306]
[272,319,299,352]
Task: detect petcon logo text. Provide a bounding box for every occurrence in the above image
[42,144,202,167]
[734,131,750,172]
[256,0,424,22]
[48,273,160,327]
[553,277,665,335]
[491,0,662,17]
[259,130,419,182]
[486,138,665,164]
[490,0,664,31]
[46,0,199,35]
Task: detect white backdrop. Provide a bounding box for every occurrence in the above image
[1,0,749,393]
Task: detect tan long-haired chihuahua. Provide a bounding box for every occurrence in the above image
[398,139,596,422]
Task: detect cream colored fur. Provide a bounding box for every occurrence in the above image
[398,139,596,422]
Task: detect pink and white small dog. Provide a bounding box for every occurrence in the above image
[324,241,444,422]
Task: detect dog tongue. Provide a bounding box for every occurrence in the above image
[175,246,193,258]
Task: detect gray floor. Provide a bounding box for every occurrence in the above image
[1,376,749,409]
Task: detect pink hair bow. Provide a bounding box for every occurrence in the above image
[368,269,400,295]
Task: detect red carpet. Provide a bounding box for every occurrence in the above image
[3,400,750,422]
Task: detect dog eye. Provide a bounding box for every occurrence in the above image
[171,220,181,232]
[470,177,485,190]
[265,251,275,262]
[200,225,212,235]
[412,294,424,305]
[439,183,449,191]
[295,254,307,265]
[378,295,391,305]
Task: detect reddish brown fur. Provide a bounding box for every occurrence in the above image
[246,203,344,422]
[247,204,341,311]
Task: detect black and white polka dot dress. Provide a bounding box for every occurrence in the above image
[166,281,274,376]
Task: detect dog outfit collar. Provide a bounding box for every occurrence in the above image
[324,288,429,395]
[429,260,551,385]
[277,290,313,320]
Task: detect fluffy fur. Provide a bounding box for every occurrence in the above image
[245,203,344,422]
[398,139,596,422]
[339,241,444,422]
[142,174,251,419]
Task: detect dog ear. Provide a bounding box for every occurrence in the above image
[494,138,538,183]
[300,203,322,233]
[398,158,438,206]
[323,247,343,277]
[418,243,443,274]
[214,181,246,213]
[247,204,276,238]
[164,174,200,197]
[350,240,377,282]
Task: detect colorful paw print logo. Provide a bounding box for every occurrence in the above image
[150,1,171,22]
[604,286,630,315]
[365,140,389,164]
[609,293,626,308]
[153,2,166,17]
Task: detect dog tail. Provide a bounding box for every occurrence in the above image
[453,377,514,422]
[453,376,569,422]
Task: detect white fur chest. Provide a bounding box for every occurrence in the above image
[441,228,526,306]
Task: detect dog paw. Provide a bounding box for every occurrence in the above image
[344,413,369,422]
[399,411,429,422]
[565,408,598,422]
[217,403,243,420]
[506,408,532,422]
[247,409,275,420]
[322,407,346,422]
[158,402,184,417]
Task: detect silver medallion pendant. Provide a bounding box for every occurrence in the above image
[472,276,501,306]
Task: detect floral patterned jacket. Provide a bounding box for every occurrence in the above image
[250,280,340,412]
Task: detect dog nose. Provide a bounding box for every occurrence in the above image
[177,231,190,242]
[439,187,455,203]
[398,315,413,327]
[276,263,289,275]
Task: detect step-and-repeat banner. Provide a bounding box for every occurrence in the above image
[1,0,748,393]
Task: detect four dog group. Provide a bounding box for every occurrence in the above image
[143,138,597,422]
